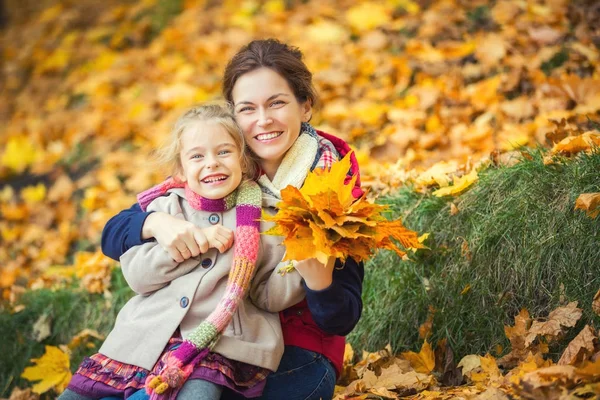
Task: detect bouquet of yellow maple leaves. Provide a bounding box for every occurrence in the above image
[263,152,425,266]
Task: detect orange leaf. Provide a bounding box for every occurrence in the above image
[401,340,435,374]
[575,193,600,219]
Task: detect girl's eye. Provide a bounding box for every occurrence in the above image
[191,154,203,159]
[218,150,231,156]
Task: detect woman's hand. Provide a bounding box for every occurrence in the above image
[204,225,234,253]
[294,257,335,291]
[142,212,209,262]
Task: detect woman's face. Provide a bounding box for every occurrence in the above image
[231,67,312,178]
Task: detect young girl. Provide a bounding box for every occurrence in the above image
[60,104,305,400]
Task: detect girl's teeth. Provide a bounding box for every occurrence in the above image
[257,132,281,140]
[204,176,226,183]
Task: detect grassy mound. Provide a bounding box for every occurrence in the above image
[0,271,133,397]
[349,151,600,358]
[2,151,599,397]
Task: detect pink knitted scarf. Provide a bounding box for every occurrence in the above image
[137,178,262,400]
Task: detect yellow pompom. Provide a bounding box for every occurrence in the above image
[148,376,162,389]
[155,382,169,394]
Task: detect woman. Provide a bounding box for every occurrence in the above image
[102,39,364,400]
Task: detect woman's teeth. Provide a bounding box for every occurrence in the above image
[256,132,282,141]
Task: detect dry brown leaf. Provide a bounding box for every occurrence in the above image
[472,387,510,400]
[470,354,502,385]
[575,193,600,219]
[593,289,600,316]
[368,387,398,399]
[450,203,459,215]
[524,302,582,348]
[32,314,51,342]
[2,387,40,400]
[557,325,597,366]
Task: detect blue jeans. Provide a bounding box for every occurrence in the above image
[223,346,336,400]
[110,346,336,400]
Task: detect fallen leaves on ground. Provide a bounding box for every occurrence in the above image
[334,303,600,399]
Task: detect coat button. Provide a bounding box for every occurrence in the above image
[201,258,212,268]
[180,297,189,308]
[296,310,303,316]
[208,214,220,225]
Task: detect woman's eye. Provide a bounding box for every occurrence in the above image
[238,106,253,113]
[270,100,285,107]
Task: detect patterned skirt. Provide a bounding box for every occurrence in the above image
[67,336,269,399]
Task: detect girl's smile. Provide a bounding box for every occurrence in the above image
[177,121,243,200]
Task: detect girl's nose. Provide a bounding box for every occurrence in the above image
[205,154,220,168]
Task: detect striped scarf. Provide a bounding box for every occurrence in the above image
[137,179,262,400]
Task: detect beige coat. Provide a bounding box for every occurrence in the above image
[99,189,305,371]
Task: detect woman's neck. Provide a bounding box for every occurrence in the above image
[261,159,283,181]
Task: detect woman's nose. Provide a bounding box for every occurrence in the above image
[257,109,273,127]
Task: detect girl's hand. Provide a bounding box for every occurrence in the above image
[143,212,209,262]
[294,257,335,291]
[204,225,234,253]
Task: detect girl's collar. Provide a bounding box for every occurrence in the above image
[184,184,237,212]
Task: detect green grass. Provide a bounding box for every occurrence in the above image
[0,270,133,398]
[2,150,600,396]
[349,150,600,358]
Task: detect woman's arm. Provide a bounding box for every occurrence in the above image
[301,257,364,336]
[101,203,152,261]
[101,202,211,263]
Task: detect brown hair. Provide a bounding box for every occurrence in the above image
[223,39,319,109]
[155,103,258,180]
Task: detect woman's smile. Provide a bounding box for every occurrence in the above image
[254,131,283,141]
[232,67,312,179]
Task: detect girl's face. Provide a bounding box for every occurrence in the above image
[231,67,312,178]
[177,121,243,200]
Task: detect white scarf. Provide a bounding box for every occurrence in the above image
[257,125,319,199]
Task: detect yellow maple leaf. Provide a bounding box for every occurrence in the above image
[1,136,41,174]
[346,3,391,32]
[21,184,47,205]
[401,340,435,374]
[21,345,72,394]
[433,169,479,197]
[264,152,424,264]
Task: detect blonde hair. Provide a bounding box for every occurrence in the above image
[155,103,257,180]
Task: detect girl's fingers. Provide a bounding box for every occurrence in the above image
[193,230,209,253]
[182,234,201,257]
[168,247,184,263]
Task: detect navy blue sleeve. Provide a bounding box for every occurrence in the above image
[303,257,364,336]
[101,203,154,261]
